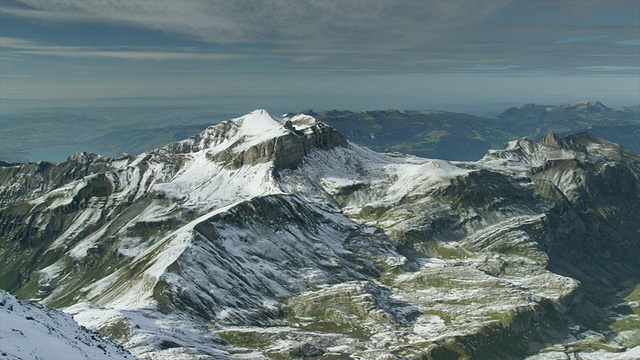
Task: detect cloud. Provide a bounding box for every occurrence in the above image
[616,40,640,47]
[1,0,638,75]
[553,35,610,44]
[0,73,49,78]
[577,66,640,73]
[3,0,510,49]
[452,65,522,73]
[0,36,247,61]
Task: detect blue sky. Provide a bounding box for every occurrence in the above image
[1,0,639,112]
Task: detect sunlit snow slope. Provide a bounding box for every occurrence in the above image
[0,289,136,360]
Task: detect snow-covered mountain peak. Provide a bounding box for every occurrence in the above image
[233,109,282,136]
[479,132,640,178]
[567,100,608,109]
[226,109,318,135]
[480,133,587,169]
[163,109,285,155]
[161,109,344,171]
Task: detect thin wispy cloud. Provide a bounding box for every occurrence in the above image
[577,66,640,72]
[0,36,247,61]
[16,49,246,61]
[0,73,48,78]
[616,40,640,47]
[553,36,610,44]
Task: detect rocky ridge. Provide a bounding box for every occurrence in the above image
[0,289,137,360]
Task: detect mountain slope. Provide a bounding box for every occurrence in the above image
[1,110,639,359]
[0,289,136,360]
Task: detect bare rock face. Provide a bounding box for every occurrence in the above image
[162,110,347,170]
[0,152,119,207]
[539,132,561,147]
[207,122,347,170]
[539,132,588,152]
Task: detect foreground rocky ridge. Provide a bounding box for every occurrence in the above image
[0,289,137,359]
[0,110,639,359]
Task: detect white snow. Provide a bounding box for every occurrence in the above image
[413,315,447,336]
[527,347,640,360]
[229,110,289,152]
[0,290,136,360]
[154,154,281,212]
[279,141,470,223]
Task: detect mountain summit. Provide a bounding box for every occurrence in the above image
[1,111,639,359]
[165,109,346,169]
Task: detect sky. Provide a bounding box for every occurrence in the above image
[1,0,639,112]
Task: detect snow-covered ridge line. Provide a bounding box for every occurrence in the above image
[0,289,137,360]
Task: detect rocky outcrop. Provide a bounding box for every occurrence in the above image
[161,111,347,170]
[0,152,120,207]
[206,122,347,170]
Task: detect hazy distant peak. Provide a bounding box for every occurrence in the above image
[558,100,610,113]
[497,100,616,119]
[568,100,607,108]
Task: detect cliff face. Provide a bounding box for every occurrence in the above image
[0,152,120,208]
[1,111,639,359]
[164,110,347,170]
[207,121,347,170]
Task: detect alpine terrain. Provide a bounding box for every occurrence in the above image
[1,110,639,359]
[0,289,136,359]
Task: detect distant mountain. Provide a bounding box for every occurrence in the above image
[1,110,639,359]
[0,289,136,359]
[308,109,514,160]
[626,104,640,113]
[497,100,637,133]
[0,108,229,163]
[300,101,639,161]
[2,101,637,164]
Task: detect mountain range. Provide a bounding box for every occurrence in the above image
[308,101,639,161]
[1,101,637,164]
[1,109,639,359]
